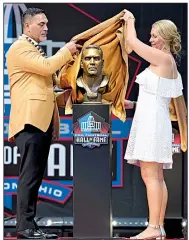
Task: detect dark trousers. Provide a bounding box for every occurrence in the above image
[15,124,52,232]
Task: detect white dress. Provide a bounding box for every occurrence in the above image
[124,68,183,169]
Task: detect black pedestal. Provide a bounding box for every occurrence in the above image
[73,104,112,238]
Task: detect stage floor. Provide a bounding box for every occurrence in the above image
[4,237,185,240]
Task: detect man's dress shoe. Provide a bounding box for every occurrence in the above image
[37,229,58,239]
[17,228,58,239]
[17,228,45,239]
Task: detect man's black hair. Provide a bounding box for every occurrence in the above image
[22,8,45,27]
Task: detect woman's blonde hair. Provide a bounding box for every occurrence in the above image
[152,19,181,57]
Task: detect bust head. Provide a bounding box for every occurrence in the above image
[77,45,109,103]
[80,45,104,77]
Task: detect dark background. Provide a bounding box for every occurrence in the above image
[23,3,187,101]
[5,3,187,221]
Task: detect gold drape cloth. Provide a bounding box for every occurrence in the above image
[58,10,187,152]
[58,11,131,122]
[169,96,187,152]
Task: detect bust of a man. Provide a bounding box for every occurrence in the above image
[76,45,109,103]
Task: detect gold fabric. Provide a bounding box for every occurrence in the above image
[170,96,187,152]
[58,10,187,152]
[58,11,132,122]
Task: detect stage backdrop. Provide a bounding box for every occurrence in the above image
[4,3,187,220]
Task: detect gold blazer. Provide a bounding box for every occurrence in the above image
[6,35,73,141]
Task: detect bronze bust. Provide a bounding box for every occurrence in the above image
[76,45,109,103]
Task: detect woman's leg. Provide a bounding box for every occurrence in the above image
[131,161,163,238]
[158,167,168,237]
[141,162,163,225]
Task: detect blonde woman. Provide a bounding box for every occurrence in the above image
[121,9,183,240]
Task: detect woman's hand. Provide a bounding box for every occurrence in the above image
[124,100,135,109]
[120,9,135,22]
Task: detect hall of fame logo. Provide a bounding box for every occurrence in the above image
[172,129,181,154]
[73,111,110,148]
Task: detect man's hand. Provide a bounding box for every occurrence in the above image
[124,99,135,109]
[64,41,82,55]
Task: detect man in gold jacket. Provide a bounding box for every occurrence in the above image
[6,7,80,239]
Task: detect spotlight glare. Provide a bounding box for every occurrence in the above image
[112,220,117,226]
[46,219,52,226]
[182,221,187,227]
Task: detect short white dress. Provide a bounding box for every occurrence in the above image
[124,68,183,169]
